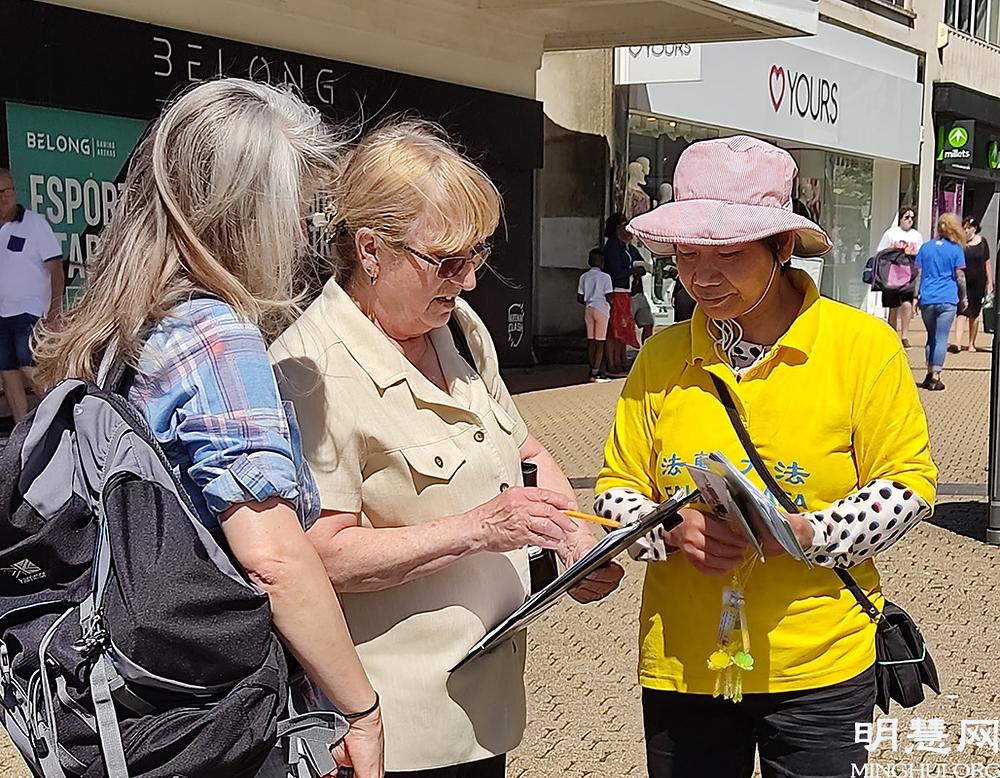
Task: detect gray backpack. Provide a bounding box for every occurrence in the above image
[0,369,346,778]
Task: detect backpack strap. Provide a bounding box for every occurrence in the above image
[709,373,882,623]
[89,656,130,778]
[96,339,136,398]
[448,314,480,375]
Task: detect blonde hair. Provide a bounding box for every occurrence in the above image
[327,119,502,286]
[34,78,342,386]
[938,212,967,248]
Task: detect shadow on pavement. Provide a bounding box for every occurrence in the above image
[928,500,991,542]
[502,364,592,395]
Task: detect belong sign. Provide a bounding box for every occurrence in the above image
[626,22,921,163]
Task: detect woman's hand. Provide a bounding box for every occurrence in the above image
[752,512,816,558]
[557,528,625,603]
[471,487,578,554]
[568,562,625,603]
[663,509,747,576]
[330,706,384,778]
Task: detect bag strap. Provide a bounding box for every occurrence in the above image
[448,314,479,375]
[708,373,881,622]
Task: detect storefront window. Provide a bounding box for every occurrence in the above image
[822,153,874,309]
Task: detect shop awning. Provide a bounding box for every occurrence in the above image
[480,0,819,50]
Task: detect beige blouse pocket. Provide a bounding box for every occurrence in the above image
[398,437,467,494]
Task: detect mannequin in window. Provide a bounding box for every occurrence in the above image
[626,161,652,221]
[637,156,652,190]
[657,182,673,209]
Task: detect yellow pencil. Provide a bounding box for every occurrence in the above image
[564,509,622,529]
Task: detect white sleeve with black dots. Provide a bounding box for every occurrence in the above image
[804,479,932,568]
[594,487,677,562]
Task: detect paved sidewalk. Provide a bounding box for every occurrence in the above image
[0,328,995,776]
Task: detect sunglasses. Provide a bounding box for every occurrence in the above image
[405,243,492,279]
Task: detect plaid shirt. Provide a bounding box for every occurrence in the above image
[129,299,319,531]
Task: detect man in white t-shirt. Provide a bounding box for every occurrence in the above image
[577,247,613,382]
[0,168,64,421]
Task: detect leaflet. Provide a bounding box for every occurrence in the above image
[686,452,811,567]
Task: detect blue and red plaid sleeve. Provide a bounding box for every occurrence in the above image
[131,299,319,524]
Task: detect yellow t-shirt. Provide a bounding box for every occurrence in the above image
[597,270,937,694]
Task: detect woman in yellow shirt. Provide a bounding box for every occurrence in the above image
[596,136,937,778]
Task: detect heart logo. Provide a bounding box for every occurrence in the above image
[769,65,786,112]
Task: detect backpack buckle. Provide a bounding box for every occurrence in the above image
[73,611,109,659]
[0,642,10,689]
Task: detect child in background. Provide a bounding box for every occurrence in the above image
[578,247,614,382]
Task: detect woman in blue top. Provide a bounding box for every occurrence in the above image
[915,213,968,391]
[34,79,384,776]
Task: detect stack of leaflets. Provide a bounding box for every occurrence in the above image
[686,452,811,567]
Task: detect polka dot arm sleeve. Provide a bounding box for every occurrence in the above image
[594,487,678,562]
[805,479,931,568]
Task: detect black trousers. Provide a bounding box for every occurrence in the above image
[386,755,506,778]
[643,666,876,778]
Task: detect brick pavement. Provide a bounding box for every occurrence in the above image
[0,330,995,776]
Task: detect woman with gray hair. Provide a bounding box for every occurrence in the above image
[35,79,384,777]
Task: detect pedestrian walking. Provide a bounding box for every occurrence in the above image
[0,167,64,422]
[949,216,993,353]
[578,246,613,381]
[876,206,923,347]
[631,258,655,343]
[594,136,936,778]
[33,79,385,778]
[270,120,623,778]
[916,213,968,391]
[603,213,641,374]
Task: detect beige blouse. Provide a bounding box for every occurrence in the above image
[269,279,532,772]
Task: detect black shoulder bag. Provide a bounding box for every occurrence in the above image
[447,316,559,594]
[709,374,940,714]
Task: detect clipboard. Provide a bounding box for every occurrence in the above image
[450,488,699,672]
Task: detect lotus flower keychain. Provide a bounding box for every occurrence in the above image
[707,553,757,702]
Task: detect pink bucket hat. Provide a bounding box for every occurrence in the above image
[628,135,832,258]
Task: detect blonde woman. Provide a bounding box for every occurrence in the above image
[914,213,968,391]
[270,121,623,778]
[34,79,384,777]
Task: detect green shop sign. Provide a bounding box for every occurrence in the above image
[989,141,1000,170]
[938,119,975,168]
[5,103,147,306]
